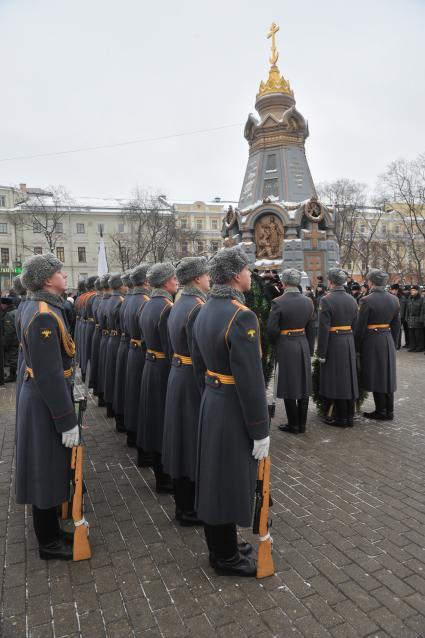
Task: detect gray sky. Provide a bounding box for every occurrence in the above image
[1,0,424,202]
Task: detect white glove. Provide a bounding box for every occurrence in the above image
[318,357,326,364]
[62,425,79,448]
[252,436,270,460]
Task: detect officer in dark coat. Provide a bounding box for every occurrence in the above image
[103,273,127,425]
[82,276,101,381]
[17,253,80,560]
[112,271,133,426]
[162,257,210,525]
[89,274,109,402]
[1,296,18,382]
[267,268,315,435]
[79,275,97,379]
[96,274,113,410]
[317,268,359,428]
[124,264,151,451]
[406,286,424,352]
[192,247,270,577]
[137,263,177,491]
[74,279,86,362]
[401,285,411,348]
[355,269,400,421]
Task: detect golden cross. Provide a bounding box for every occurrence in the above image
[267,22,280,66]
[303,224,326,249]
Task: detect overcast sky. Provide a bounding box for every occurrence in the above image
[1,0,424,202]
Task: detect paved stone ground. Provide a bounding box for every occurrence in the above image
[1,349,425,638]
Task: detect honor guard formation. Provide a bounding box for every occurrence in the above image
[7,248,408,578]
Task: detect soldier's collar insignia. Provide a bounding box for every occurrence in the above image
[41,328,52,339]
[247,328,256,338]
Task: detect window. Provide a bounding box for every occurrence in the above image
[211,241,219,252]
[360,225,366,234]
[0,222,7,234]
[34,247,43,254]
[180,218,187,230]
[79,273,88,280]
[1,248,9,265]
[262,178,279,198]
[181,241,189,255]
[265,154,277,172]
[0,195,6,207]
[78,247,86,263]
[211,219,218,230]
[97,223,105,234]
[55,222,64,234]
[395,225,400,234]
[76,223,85,234]
[33,221,42,233]
[381,224,387,234]
[117,223,125,233]
[196,240,204,254]
[196,218,203,230]
[56,247,65,262]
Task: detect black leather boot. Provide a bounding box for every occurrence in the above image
[39,539,73,561]
[297,398,309,434]
[115,414,126,432]
[279,399,299,434]
[136,448,153,467]
[106,404,115,418]
[214,552,257,577]
[175,508,203,526]
[127,431,137,448]
[209,542,253,567]
[98,395,105,407]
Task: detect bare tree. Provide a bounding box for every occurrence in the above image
[378,154,425,282]
[10,186,73,254]
[110,189,201,267]
[350,207,384,278]
[316,178,368,270]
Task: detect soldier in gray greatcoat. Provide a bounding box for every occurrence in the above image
[124,264,151,452]
[112,271,133,427]
[192,247,270,577]
[17,253,80,561]
[137,263,178,492]
[79,275,97,380]
[317,268,359,428]
[356,269,400,421]
[96,274,113,410]
[89,274,109,403]
[267,268,315,435]
[12,276,29,415]
[103,273,127,426]
[74,279,86,365]
[82,276,101,382]
[162,257,210,526]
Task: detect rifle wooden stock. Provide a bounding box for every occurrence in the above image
[256,456,274,579]
[71,445,91,561]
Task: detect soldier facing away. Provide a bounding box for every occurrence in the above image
[317,268,359,428]
[267,268,315,435]
[355,269,400,421]
[162,256,210,526]
[192,247,270,577]
[16,253,79,560]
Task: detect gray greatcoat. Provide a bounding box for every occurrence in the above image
[355,287,400,393]
[88,293,103,392]
[162,291,205,481]
[112,291,132,417]
[103,291,125,403]
[267,290,315,399]
[14,297,28,419]
[317,288,359,400]
[80,292,96,377]
[137,293,173,453]
[97,293,112,397]
[124,288,151,433]
[192,293,269,528]
[16,295,77,509]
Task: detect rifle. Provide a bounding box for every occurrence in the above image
[60,397,91,561]
[253,455,274,578]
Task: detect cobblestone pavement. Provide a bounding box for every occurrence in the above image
[1,350,425,638]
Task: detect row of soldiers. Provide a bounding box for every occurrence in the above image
[14,249,270,576]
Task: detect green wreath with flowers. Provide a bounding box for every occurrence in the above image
[311,355,368,416]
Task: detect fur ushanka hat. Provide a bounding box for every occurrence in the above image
[147,263,175,288]
[327,268,347,286]
[176,257,209,286]
[130,263,150,286]
[209,247,250,285]
[21,253,63,292]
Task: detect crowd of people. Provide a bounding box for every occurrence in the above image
[4,247,417,577]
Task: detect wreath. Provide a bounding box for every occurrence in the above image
[245,272,275,389]
[311,355,369,417]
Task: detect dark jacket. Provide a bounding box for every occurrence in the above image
[192,293,269,527]
[137,293,173,453]
[355,287,400,393]
[103,291,125,403]
[16,296,76,508]
[407,295,423,328]
[88,293,104,391]
[267,290,315,399]
[97,293,112,397]
[124,288,151,434]
[317,288,359,400]
[162,291,205,481]
[112,291,132,417]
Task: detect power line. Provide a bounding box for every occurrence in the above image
[0,122,243,163]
